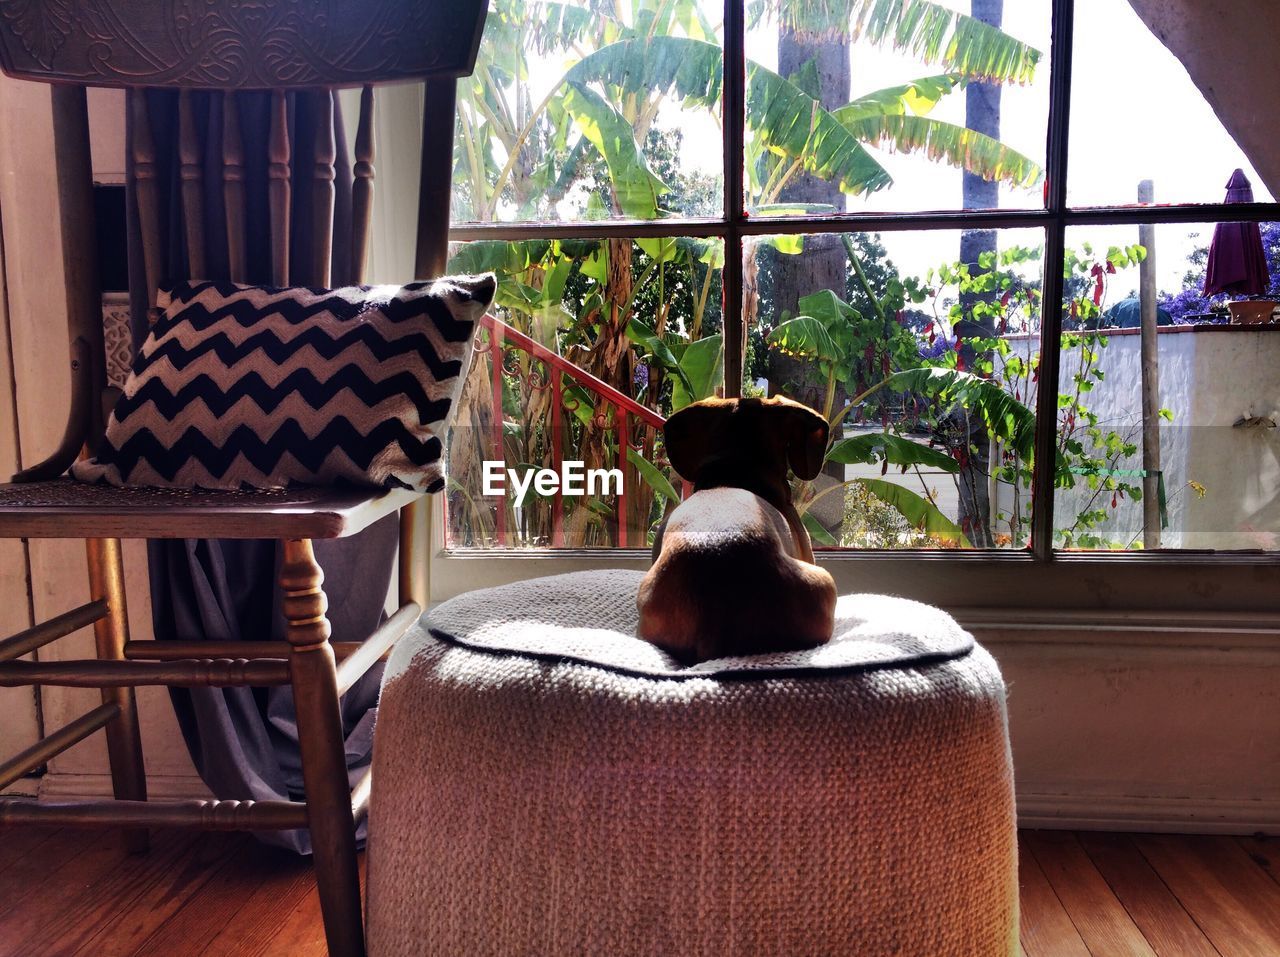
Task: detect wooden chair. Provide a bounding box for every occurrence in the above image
[0,4,488,955]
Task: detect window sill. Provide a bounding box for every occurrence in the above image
[429,544,1280,617]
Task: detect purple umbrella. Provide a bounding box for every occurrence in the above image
[1203,169,1270,297]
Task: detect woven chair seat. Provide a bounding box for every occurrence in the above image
[0,478,416,539]
[368,570,1017,957]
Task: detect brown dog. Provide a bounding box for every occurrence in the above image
[637,396,837,663]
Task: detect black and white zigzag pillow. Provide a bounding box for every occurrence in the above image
[71,274,496,492]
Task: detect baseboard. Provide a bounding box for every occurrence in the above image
[1,777,38,798]
[1017,790,1280,835]
[26,773,1276,836]
[35,771,212,802]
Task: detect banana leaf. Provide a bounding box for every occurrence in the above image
[629,447,680,504]
[626,318,694,395]
[802,510,839,546]
[566,36,892,197]
[856,478,970,545]
[882,367,1035,459]
[767,316,843,363]
[834,110,1042,189]
[827,432,960,472]
[840,74,965,119]
[562,81,670,219]
[749,0,1041,85]
[670,335,724,411]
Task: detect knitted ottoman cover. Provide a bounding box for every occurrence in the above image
[368,570,1017,957]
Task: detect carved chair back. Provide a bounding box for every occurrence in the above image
[0,0,486,469]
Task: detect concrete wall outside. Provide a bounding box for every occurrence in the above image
[996,327,1280,550]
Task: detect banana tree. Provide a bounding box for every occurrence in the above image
[459,0,1044,221]
[450,0,1047,548]
[445,234,724,546]
[765,286,978,546]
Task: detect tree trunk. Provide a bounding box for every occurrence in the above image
[954,0,1004,548]
[573,237,637,546]
[767,34,848,404]
[765,30,852,521]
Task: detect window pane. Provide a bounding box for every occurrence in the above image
[452,1,724,224]
[1067,0,1275,208]
[744,0,1049,216]
[445,236,724,549]
[746,228,1044,549]
[1054,223,1279,551]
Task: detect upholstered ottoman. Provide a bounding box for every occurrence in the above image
[367,570,1017,956]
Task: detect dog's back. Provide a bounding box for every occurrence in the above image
[637,488,836,663]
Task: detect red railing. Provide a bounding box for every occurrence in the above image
[474,312,672,548]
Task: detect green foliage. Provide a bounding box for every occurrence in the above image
[629,446,681,505]
[881,367,1036,459]
[749,0,1042,85]
[834,111,1042,189]
[857,478,970,545]
[827,432,959,473]
[669,336,725,410]
[446,0,1064,549]
[561,82,670,218]
[765,287,921,417]
[626,319,725,411]
[756,234,1186,551]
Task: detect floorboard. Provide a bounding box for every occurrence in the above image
[1135,834,1280,957]
[256,856,367,957]
[0,826,63,911]
[0,826,1276,956]
[1077,831,1222,957]
[1017,840,1091,957]
[131,837,282,957]
[0,830,196,955]
[72,833,249,957]
[1236,834,1280,889]
[1024,830,1156,957]
[42,830,197,957]
[198,843,324,957]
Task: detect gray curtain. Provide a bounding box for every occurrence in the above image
[126,89,395,853]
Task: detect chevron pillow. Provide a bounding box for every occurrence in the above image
[71,274,496,492]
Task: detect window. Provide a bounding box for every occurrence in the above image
[435,0,1280,603]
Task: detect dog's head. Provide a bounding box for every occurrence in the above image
[663,396,829,504]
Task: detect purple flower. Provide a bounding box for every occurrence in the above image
[917,328,956,360]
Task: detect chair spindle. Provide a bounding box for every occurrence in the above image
[350,86,375,285]
[128,89,164,313]
[177,90,206,280]
[268,90,292,287]
[222,91,247,283]
[415,78,456,279]
[312,89,337,287]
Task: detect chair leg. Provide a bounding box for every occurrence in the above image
[281,538,365,957]
[86,537,148,854]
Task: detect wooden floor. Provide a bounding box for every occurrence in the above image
[0,827,1277,955]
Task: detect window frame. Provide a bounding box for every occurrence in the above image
[435,0,1280,609]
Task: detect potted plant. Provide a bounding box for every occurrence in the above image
[1226,296,1279,324]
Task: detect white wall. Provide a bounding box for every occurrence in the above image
[0,95,40,790]
[997,327,1280,550]
[0,77,204,800]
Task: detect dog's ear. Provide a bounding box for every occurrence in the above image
[780,401,829,480]
[663,400,730,481]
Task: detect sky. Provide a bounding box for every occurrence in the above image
[744,0,1269,293]
[514,0,1273,298]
